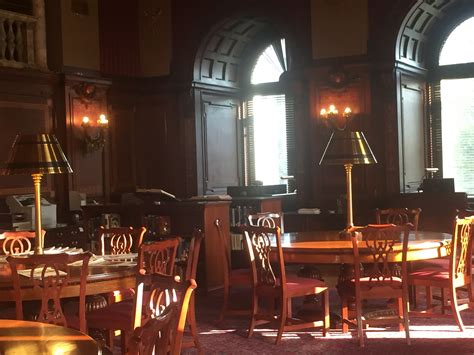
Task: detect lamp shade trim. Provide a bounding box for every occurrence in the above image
[2,134,73,176]
[319,130,377,166]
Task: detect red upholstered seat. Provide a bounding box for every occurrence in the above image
[285,277,327,297]
[86,300,135,330]
[409,269,449,281]
[413,257,449,270]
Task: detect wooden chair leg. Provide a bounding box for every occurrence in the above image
[218,283,230,323]
[275,296,288,345]
[397,297,404,331]
[449,287,465,331]
[106,330,114,349]
[402,286,411,345]
[187,295,202,352]
[247,291,258,338]
[322,290,330,336]
[426,287,432,309]
[441,288,447,314]
[355,294,364,347]
[341,297,349,333]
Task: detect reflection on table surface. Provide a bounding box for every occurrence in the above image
[0,319,99,354]
[270,230,452,264]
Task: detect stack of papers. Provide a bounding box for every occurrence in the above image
[17,268,67,279]
[297,208,321,215]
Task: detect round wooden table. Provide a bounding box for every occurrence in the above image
[0,261,136,302]
[0,319,99,354]
[277,230,451,264]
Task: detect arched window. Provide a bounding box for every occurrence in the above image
[243,39,295,191]
[434,17,474,194]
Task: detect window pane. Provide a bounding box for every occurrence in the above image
[252,95,288,185]
[250,41,286,84]
[441,78,474,194]
[439,17,474,66]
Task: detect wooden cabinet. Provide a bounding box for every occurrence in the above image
[230,196,282,228]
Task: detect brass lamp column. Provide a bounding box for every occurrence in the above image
[319,130,377,230]
[2,134,72,254]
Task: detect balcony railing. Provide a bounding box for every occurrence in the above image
[0,8,43,69]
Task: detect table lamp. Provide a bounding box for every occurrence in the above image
[2,134,73,254]
[319,130,377,230]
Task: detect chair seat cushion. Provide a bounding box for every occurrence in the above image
[409,269,449,282]
[229,268,252,285]
[285,277,327,297]
[338,276,402,297]
[86,299,134,331]
[412,257,449,271]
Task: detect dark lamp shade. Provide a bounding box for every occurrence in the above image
[2,134,73,175]
[319,130,377,166]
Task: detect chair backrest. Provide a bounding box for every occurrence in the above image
[44,225,88,250]
[241,225,284,292]
[7,252,91,332]
[137,238,179,275]
[132,274,197,355]
[449,217,474,285]
[0,230,44,255]
[98,226,146,255]
[184,229,204,281]
[247,212,284,233]
[128,303,178,355]
[375,208,421,230]
[351,224,412,286]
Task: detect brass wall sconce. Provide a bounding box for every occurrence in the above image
[319,104,353,130]
[81,114,108,154]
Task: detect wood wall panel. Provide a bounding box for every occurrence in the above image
[0,69,56,197]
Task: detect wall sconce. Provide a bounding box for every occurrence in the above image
[319,104,353,130]
[81,114,109,154]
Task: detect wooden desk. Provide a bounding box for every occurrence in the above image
[0,319,99,354]
[276,230,451,264]
[0,262,136,302]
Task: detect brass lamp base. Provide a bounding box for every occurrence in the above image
[32,173,44,254]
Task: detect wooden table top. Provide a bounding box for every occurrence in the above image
[275,230,452,264]
[0,260,137,302]
[0,319,99,354]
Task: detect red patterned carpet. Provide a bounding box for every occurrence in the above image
[184,288,474,354]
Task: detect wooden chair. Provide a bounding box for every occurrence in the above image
[215,218,252,323]
[97,226,146,255]
[247,212,284,233]
[375,208,421,230]
[132,274,197,355]
[339,224,411,347]
[241,225,329,345]
[7,252,92,333]
[128,303,178,355]
[0,230,43,255]
[44,225,89,250]
[408,216,474,330]
[86,238,180,353]
[181,230,203,352]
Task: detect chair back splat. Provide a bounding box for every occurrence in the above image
[7,252,91,333]
[128,303,178,355]
[1,230,43,255]
[375,208,421,230]
[138,238,179,275]
[98,226,146,255]
[133,274,197,355]
[247,212,284,233]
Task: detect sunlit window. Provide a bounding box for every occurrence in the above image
[437,16,474,194]
[245,39,294,191]
[439,17,474,66]
[251,39,287,84]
